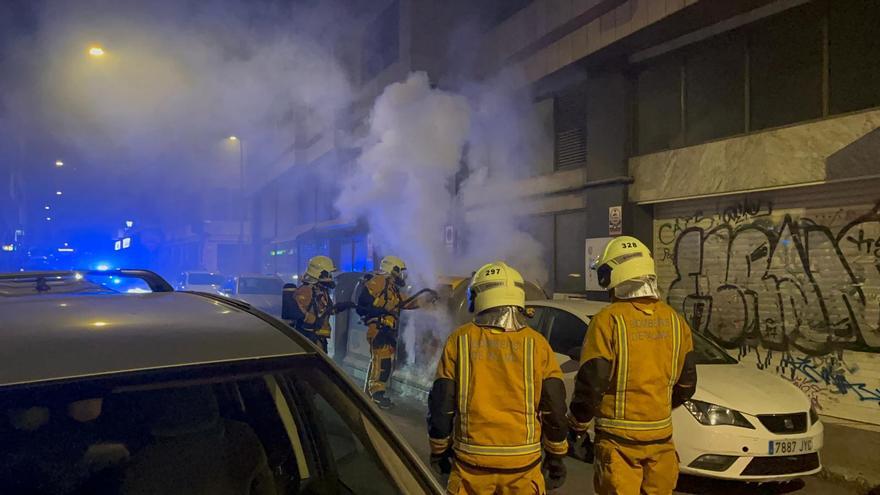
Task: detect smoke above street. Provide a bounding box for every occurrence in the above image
[1,0,353,228]
[336,71,549,286]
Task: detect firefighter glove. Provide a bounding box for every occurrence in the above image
[568,429,594,463]
[429,449,453,476]
[333,301,356,313]
[543,453,567,490]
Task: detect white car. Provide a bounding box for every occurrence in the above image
[220,275,285,317]
[176,271,226,293]
[526,299,824,482]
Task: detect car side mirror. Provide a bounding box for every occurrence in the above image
[566,346,581,361]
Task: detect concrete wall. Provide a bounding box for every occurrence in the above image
[652,181,880,424]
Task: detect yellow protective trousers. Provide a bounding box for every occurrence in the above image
[365,321,397,397]
[593,435,678,495]
[446,460,545,495]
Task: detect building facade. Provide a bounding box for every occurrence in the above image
[252,0,880,425]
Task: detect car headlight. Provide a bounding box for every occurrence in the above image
[810,405,820,425]
[684,399,755,429]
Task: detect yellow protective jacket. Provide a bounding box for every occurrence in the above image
[570,298,696,443]
[290,283,333,338]
[428,323,569,470]
[356,274,407,329]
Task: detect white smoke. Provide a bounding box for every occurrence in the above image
[335,72,471,286]
[337,70,550,287]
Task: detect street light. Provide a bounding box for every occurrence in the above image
[55,160,64,167]
[55,191,63,196]
[88,46,105,57]
[228,136,245,274]
[44,205,50,210]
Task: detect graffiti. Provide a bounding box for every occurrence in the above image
[774,351,880,405]
[661,200,880,356]
[844,228,880,258]
[658,197,774,246]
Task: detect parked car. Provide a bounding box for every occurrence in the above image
[0,270,442,494]
[175,270,226,293]
[221,274,285,316]
[526,298,824,482]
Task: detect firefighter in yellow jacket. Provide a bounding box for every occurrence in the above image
[357,255,418,409]
[570,236,697,495]
[428,262,568,494]
[288,255,352,352]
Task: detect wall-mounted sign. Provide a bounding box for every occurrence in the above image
[114,240,122,251]
[609,206,623,236]
[585,237,614,291]
[122,237,132,249]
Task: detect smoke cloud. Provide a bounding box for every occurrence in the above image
[336,70,550,287]
[1,0,354,229]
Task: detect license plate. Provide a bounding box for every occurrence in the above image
[768,438,814,456]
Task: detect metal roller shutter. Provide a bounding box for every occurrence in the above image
[651,178,880,424]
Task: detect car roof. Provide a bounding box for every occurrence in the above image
[0,292,307,388]
[526,298,609,317]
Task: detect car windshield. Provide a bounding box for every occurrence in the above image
[239,277,284,295]
[0,358,425,495]
[692,331,738,364]
[187,273,225,286]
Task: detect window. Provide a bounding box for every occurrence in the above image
[554,86,587,169]
[525,306,547,335]
[829,0,880,114]
[748,3,823,131]
[362,1,400,83]
[546,309,587,357]
[636,54,683,154]
[554,210,587,293]
[685,32,745,144]
[239,276,284,295]
[288,366,405,494]
[692,332,738,365]
[0,358,426,494]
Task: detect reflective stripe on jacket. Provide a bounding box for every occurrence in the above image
[580,299,693,442]
[429,322,568,470]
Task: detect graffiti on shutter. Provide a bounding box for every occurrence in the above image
[654,188,880,424]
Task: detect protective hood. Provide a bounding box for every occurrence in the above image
[474,306,528,332]
[613,275,660,300]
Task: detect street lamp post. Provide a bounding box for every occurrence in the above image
[229,136,245,274]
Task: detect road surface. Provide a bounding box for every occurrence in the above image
[381,397,857,495]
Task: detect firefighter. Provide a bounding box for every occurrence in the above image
[569,236,697,495]
[289,255,351,352]
[427,261,568,494]
[356,255,418,409]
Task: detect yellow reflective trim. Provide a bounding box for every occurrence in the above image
[596,416,673,431]
[456,441,543,456]
[458,334,470,441]
[543,438,569,456]
[669,315,681,402]
[614,315,628,419]
[524,337,536,443]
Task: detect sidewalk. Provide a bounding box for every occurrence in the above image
[817,417,880,492]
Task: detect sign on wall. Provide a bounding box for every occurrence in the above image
[608,206,623,236]
[584,237,614,291]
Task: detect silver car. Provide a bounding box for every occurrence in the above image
[0,270,442,494]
